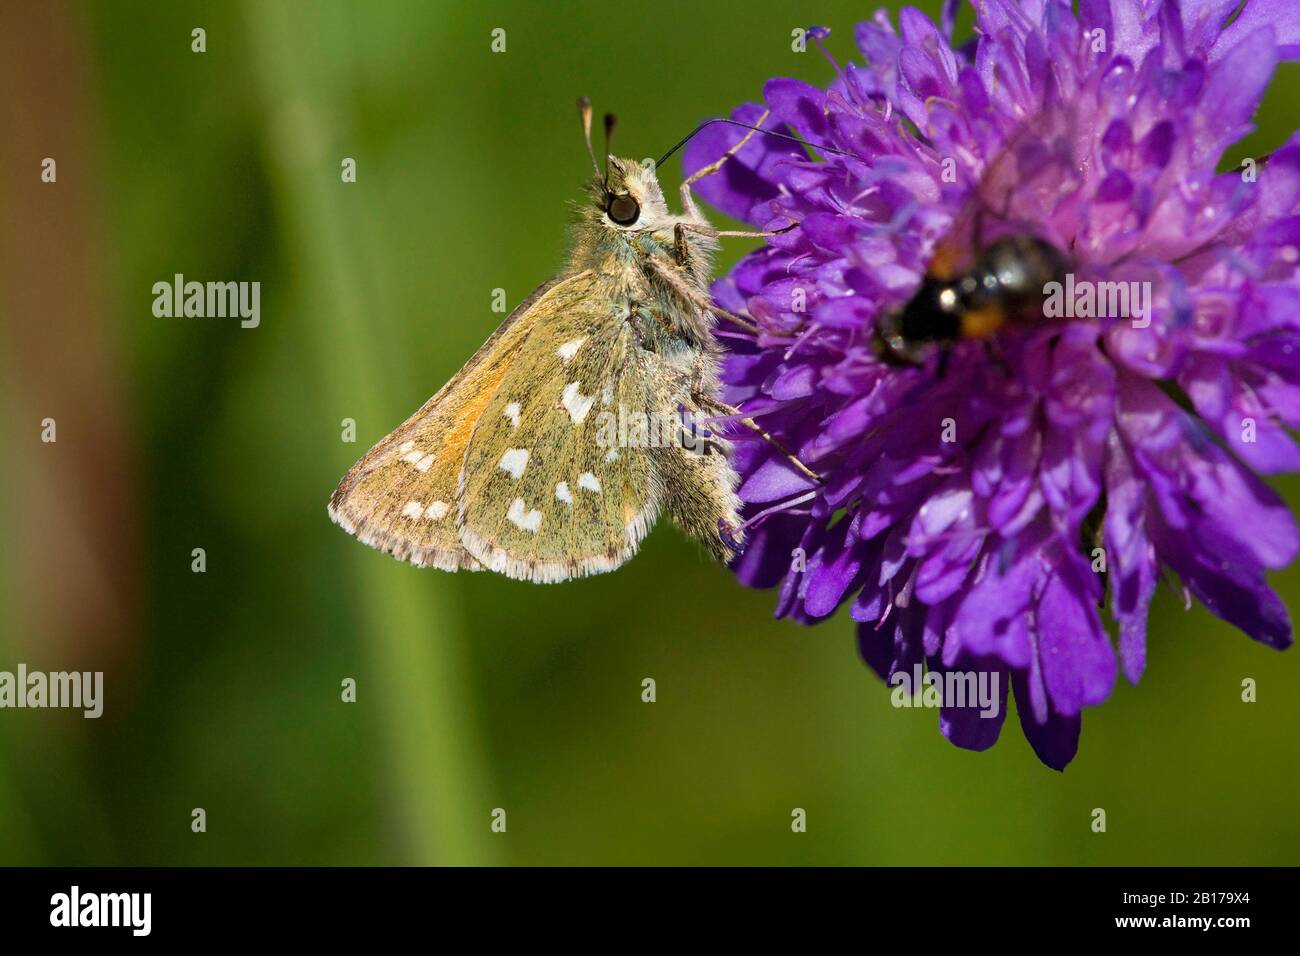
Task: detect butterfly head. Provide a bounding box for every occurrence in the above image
[597,156,669,232]
[576,97,671,235]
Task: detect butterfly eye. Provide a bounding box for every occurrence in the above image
[606,194,640,226]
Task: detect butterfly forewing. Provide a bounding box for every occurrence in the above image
[456,275,658,582]
[327,278,563,569]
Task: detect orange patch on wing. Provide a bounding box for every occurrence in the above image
[436,361,513,465]
[960,304,1006,340]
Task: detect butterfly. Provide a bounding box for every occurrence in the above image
[328,99,820,583]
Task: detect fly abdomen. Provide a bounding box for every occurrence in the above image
[972,236,1069,326]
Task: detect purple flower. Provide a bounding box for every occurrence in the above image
[685,0,1300,769]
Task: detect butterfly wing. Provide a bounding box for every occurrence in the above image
[327,275,570,569]
[456,277,658,582]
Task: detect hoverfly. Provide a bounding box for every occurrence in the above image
[872,102,1085,367]
[873,233,1071,365]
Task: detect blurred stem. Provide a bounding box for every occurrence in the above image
[0,742,41,864]
[242,3,499,865]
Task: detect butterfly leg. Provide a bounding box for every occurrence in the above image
[697,395,822,484]
[647,253,759,333]
[678,108,772,218]
[676,221,797,245]
[672,221,798,270]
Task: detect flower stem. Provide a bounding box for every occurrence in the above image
[241,2,499,865]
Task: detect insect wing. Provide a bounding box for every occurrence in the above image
[971,95,1087,246]
[327,277,564,569]
[456,276,658,583]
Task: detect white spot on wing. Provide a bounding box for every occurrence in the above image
[557,338,584,362]
[561,381,594,424]
[401,500,424,519]
[503,402,521,429]
[424,501,450,520]
[601,382,614,405]
[416,454,435,472]
[604,448,619,462]
[507,497,542,533]
[399,440,416,453]
[401,449,423,463]
[578,472,602,493]
[556,481,573,504]
[498,448,530,479]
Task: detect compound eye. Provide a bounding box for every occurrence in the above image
[606,194,640,226]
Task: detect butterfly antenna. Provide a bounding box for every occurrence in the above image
[655,117,858,170]
[603,112,618,190]
[577,97,600,179]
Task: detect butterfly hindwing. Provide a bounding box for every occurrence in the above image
[327,276,570,569]
[456,278,658,582]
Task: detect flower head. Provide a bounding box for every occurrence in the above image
[686,0,1300,768]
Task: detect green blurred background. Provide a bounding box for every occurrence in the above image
[0,0,1297,866]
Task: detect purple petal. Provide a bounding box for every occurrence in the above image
[1013,672,1081,771]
